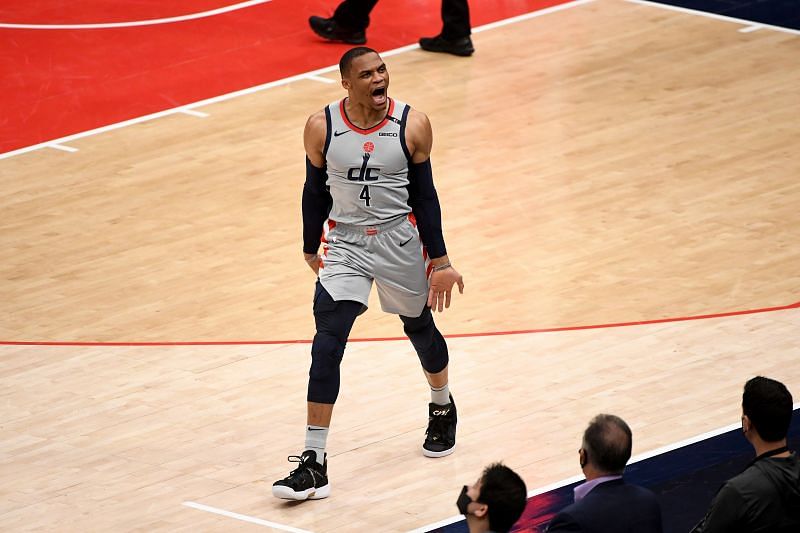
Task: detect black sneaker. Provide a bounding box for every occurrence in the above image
[309,16,367,45]
[423,394,457,457]
[272,450,330,500]
[419,35,474,57]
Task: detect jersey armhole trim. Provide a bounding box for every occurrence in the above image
[323,105,332,157]
[399,104,412,161]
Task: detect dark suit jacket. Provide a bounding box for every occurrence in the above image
[547,479,663,533]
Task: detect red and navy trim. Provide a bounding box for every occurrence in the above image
[339,98,396,135]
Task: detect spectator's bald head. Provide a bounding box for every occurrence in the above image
[582,414,633,475]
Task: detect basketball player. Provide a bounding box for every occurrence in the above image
[272,47,465,501]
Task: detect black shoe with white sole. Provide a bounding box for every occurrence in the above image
[423,394,457,457]
[272,450,330,500]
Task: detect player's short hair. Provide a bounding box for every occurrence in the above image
[743,376,793,442]
[339,46,379,77]
[477,463,527,533]
[582,414,632,475]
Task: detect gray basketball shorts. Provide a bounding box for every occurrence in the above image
[318,216,430,317]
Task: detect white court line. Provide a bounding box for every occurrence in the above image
[473,0,595,33]
[376,43,421,59]
[304,75,337,85]
[739,25,763,33]
[178,109,210,118]
[408,403,800,533]
[407,514,462,533]
[625,0,800,36]
[47,143,78,153]
[183,501,315,533]
[0,0,272,30]
[0,0,593,161]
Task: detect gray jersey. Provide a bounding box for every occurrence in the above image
[323,98,412,226]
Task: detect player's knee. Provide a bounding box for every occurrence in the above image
[401,307,449,374]
[308,332,344,403]
[401,306,433,337]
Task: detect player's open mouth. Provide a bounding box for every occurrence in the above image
[371,87,386,105]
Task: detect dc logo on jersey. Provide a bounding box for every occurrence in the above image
[347,152,380,182]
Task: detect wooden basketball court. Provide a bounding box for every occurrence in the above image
[1,0,799,531]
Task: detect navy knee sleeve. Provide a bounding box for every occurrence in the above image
[308,332,344,404]
[306,281,362,404]
[400,307,449,374]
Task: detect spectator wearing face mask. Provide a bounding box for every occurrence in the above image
[691,376,800,532]
[457,463,527,533]
[547,414,663,533]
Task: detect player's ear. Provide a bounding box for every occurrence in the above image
[341,78,351,91]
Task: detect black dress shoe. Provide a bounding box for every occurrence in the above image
[309,16,367,45]
[418,34,474,56]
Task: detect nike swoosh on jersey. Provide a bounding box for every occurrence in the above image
[398,236,414,247]
[333,130,351,137]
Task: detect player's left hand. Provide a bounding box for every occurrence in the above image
[304,253,321,275]
[428,266,465,312]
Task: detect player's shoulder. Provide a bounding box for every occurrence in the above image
[406,107,430,125]
[304,109,327,137]
[306,109,327,127]
[405,108,432,137]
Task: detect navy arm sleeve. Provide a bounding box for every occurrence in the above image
[407,158,447,259]
[302,157,332,254]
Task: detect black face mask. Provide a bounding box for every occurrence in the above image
[457,485,472,515]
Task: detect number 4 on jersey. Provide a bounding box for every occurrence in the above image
[359,185,371,206]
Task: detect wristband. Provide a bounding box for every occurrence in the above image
[432,262,451,272]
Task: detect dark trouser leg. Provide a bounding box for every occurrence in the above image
[333,0,380,30]
[440,0,471,39]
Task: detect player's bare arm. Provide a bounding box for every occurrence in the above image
[405,109,465,312]
[301,111,329,275]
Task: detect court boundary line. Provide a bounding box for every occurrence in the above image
[1,300,797,347]
[408,402,800,532]
[0,0,272,30]
[0,0,592,161]
[182,501,315,533]
[625,0,800,36]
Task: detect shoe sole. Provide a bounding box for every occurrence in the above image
[309,27,366,45]
[272,483,330,500]
[423,444,455,458]
[420,48,473,57]
[322,36,366,45]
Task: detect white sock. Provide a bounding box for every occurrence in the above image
[431,383,450,406]
[305,425,328,466]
